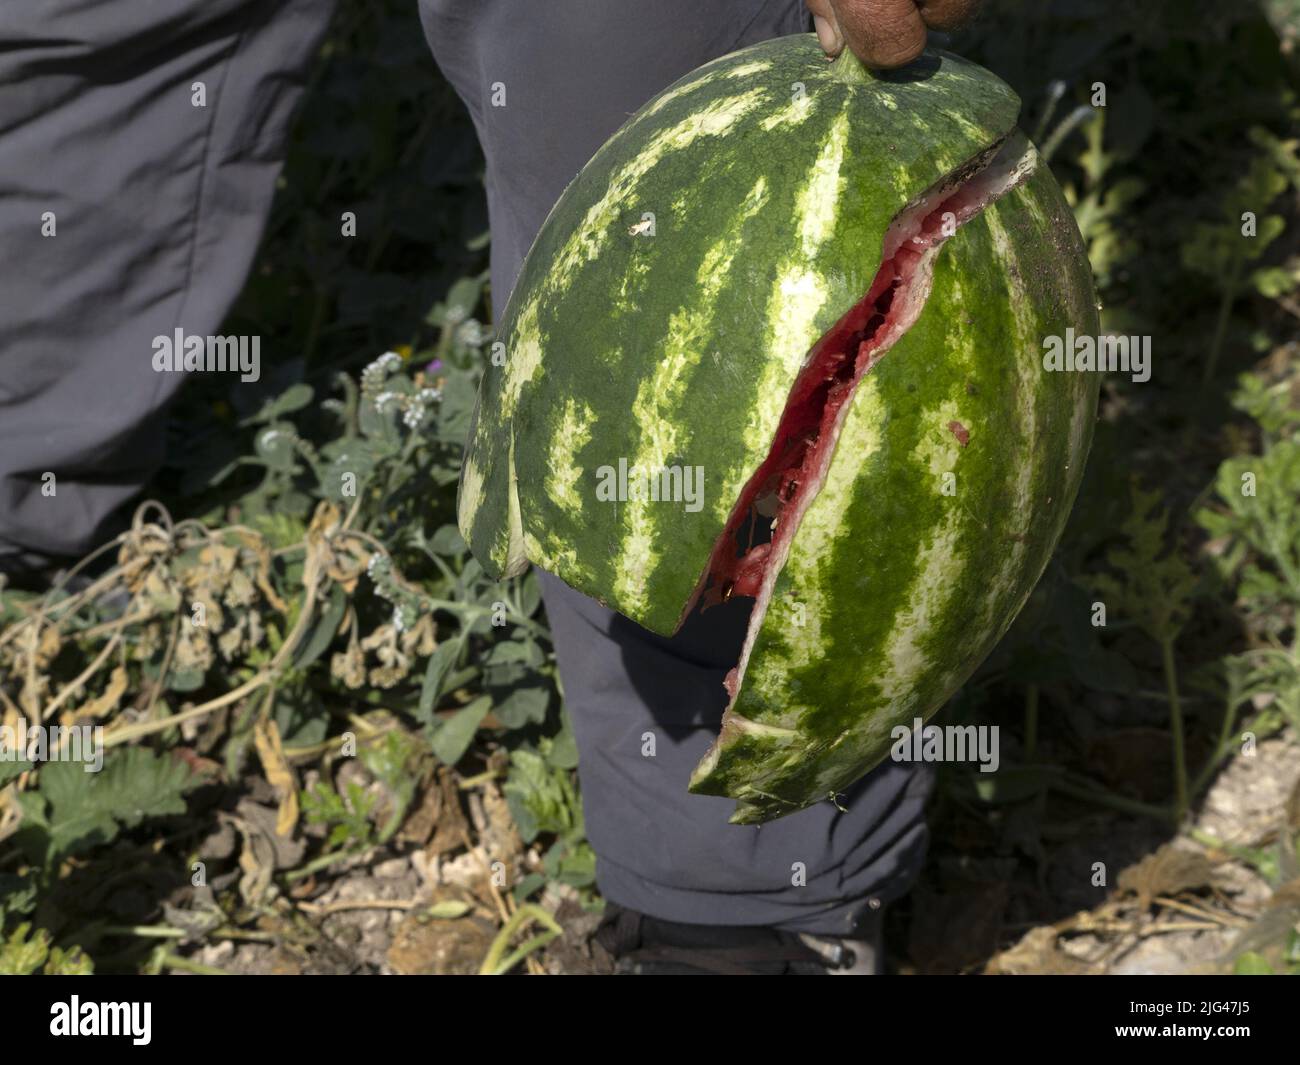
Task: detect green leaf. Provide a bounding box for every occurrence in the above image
[316,448,379,501]
[293,584,348,670]
[247,511,308,550]
[429,696,491,767]
[493,686,549,729]
[544,838,597,887]
[0,758,33,789]
[301,778,376,852]
[502,748,581,843]
[273,685,330,748]
[358,730,422,841]
[518,572,543,618]
[1091,480,1197,646]
[417,638,462,725]
[429,524,467,556]
[436,372,479,446]
[512,873,547,903]
[254,424,300,472]
[249,383,314,424]
[544,713,580,770]
[358,394,403,451]
[45,944,94,975]
[501,640,541,665]
[1198,439,1300,617]
[1233,951,1274,975]
[425,900,472,919]
[0,873,38,922]
[237,382,315,429]
[444,277,484,320]
[13,748,195,867]
[483,638,543,683]
[1250,264,1299,299]
[0,923,50,976]
[165,666,206,693]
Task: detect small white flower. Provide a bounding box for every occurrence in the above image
[365,351,403,377]
[456,319,484,347]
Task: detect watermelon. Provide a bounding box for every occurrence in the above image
[458,35,1099,824]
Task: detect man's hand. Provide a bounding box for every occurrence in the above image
[806,0,982,70]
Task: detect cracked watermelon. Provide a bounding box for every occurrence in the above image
[457,35,1099,824]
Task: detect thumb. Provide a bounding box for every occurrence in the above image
[826,0,929,70]
[806,0,845,56]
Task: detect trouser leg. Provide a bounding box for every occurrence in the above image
[421,0,934,934]
[0,0,336,576]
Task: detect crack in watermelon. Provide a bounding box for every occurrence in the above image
[686,133,1038,713]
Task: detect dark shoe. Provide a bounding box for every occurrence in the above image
[594,903,882,975]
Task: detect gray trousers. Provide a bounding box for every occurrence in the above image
[1,0,932,934]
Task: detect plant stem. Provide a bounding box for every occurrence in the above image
[160,953,232,975]
[1030,80,1067,145]
[102,924,185,939]
[1202,250,1243,388]
[478,903,562,976]
[1052,776,1175,821]
[829,45,878,86]
[1161,636,1189,821]
[1040,105,1096,164]
[423,597,549,639]
[1191,688,1242,799]
[303,286,329,368]
[282,847,369,882]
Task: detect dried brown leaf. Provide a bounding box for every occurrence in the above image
[74,665,129,721]
[1117,844,1217,911]
[985,926,1094,975]
[253,718,300,837]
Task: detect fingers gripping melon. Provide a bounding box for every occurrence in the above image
[457,35,1099,824]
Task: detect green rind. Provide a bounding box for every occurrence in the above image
[458,35,1022,632]
[457,352,522,577]
[688,163,1100,822]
